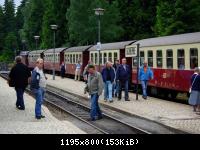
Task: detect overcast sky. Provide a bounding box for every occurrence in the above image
[0,0,22,8]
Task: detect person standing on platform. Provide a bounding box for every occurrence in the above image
[188,67,200,113]
[113,59,120,97]
[75,60,82,81]
[139,61,153,100]
[116,58,130,101]
[9,56,31,110]
[87,65,103,121]
[101,61,115,102]
[30,58,47,119]
[60,61,66,79]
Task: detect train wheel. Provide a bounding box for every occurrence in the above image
[170,91,177,99]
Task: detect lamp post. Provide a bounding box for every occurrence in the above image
[94,8,104,71]
[50,24,58,80]
[34,35,40,53]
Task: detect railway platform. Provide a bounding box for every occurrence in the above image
[46,74,200,134]
[0,76,86,134]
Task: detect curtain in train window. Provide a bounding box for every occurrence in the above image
[140,51,144,66]
[108,52,112,63]
[156,50,163,68]
[103,53,107,64]
[95,53,98,65]
[100,53,102,65]
[166,49,173,69]
[190,48,198,69]
[91,53,94,64]
[177,49,185,70]
[148,51,153,67]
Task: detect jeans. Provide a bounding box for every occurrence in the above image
[90,93,102,120]
[118,80,129,100]
[114,81,119,96]
[15,88,25,109]
[104,81,113,101]
[33,87,45,117]
[141,80,148,97]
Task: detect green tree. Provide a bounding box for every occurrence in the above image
[41,0,56,49]
[154,0,200,36]
[0,6,4,52]
[117,0,157,40]
[67,0,123,46]
[22,0,45,50]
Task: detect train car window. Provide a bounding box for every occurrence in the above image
[177,49,185,70]
[132,57,137,67]
[148,51,153,67]
[108,52,112,63]
[79,54,82,62]
[140,51,144,66]
[95,53,98,65]
[166,49,173,69]
[114,52,118,62]
[156,50,163,68]
[73,54,76,63]
[104,53,107,64]
[190,48,198,69]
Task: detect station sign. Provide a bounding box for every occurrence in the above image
[125,45,137,57]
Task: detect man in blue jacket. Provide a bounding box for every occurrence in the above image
[101,61,115,102]
[116,58,130,101]
[139,61,153,99]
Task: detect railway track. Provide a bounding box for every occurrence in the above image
[0,72,150,134]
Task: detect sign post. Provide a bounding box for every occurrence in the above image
[96,42,101,71]
[125,45,139,100]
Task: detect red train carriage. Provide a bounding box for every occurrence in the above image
[19,51,29,66]
[88,41,136,71]
[64,45,92,76]
[43,48,68,72]
[28,50,46,70]
[126,32,200,98]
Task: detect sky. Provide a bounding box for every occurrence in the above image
[0,0,22,8]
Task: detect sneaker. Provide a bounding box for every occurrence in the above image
[104,99,107,102]
[109,100,113,103]
[87,95,90,99]
[125,99,130,101]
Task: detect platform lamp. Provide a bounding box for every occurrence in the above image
[94,8,104,71]
[50,24,58,80]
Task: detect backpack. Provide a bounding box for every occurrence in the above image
[30,70,40,90]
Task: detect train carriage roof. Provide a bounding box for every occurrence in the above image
[89,40,136,51]
[44,47,68,54]
[65,45,92,52]
[133,32,200,47]
[28,49,46,55]
[20,51,29,56]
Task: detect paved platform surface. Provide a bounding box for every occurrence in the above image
[0,77,86,134]
[46,74,200,134]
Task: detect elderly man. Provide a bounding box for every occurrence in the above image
[87,64,104,121]
[139,61,153,99]
[9,56,31,110]
[30,58,47,119]
[116,58,131,101]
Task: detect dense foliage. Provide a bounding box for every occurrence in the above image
[0,0,199,61]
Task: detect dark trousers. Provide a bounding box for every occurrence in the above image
[118,80,129,100]
[15,88,25,109]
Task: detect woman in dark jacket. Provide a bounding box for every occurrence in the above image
[188,67,200,113]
